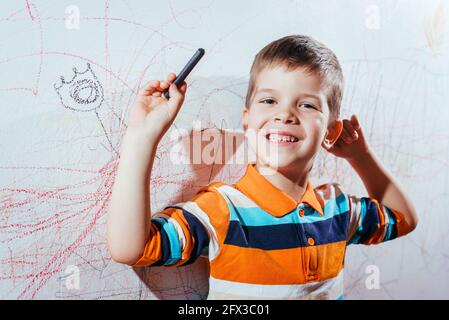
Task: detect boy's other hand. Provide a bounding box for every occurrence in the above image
[325,114,370,160]
[128,72,187,138]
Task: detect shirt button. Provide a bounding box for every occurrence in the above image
[307,237,315,246]
[299,209,305,216]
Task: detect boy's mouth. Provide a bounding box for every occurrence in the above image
[264,131,300,145]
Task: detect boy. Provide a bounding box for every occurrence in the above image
[107,35,418,300]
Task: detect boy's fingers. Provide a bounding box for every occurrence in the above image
[341,125,355,144]
[141,76,183,98]
[343,119,353,130]
[179,81,187,94]
[143,80,166,95]
[337,126,348,143]
[351,114,365,142]
[167,73,176,82]
[167,82,186,105]
[351,114,361,131]
[341,133,350,144]
[141,80,157,95]
[329,139,343,151]
[160,81,170,90]
[150,80,160,88]
[343,119,358,140]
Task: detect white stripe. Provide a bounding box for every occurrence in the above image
[357,198,365,230]
[215,185,259,209]
[316,182,340,197]
[347,195,362,240]
[178,201,220,261]
[153,212,186,251]
[209,270,344,299]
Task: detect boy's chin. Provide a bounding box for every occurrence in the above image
[257,155,302,173]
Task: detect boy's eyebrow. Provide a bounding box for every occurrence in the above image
[256,88,278,94]
[255,88,322,101]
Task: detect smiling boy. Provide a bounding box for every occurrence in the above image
[107,35,418,300]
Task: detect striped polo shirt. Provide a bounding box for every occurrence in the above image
[132,163,409,299]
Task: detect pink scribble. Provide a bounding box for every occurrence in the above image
[25,0,35,21]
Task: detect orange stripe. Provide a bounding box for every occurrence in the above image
[166,183,230,268]
[132,223,162,267]
[191,183,230,257]
[210,241,346,284]
[390,208,409,237]
[135,182,230,268]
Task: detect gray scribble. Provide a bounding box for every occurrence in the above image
[54,63,104,112]
[54,63,118,155]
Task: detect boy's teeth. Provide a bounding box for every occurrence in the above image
[268,133,299,142]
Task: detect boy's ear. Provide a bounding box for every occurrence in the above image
[242,107,248,132]
[321,119,343,151]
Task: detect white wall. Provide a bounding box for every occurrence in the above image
[1,0,448,299]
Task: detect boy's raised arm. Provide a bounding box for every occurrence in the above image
[347,148,418,233]
[327,114,419,235]
[107,74,187,265]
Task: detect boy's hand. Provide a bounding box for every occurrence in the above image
[128,72,187,139]
[326,114,371,160]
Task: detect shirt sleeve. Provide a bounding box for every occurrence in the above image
[346,194,410,245]
[131,182,229,268]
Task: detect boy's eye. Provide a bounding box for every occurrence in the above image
[258,100,317,110]
[260,99,276,104]
[299,103,316,110]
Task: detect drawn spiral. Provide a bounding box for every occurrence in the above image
[54,63,104,112]
[69,78,101,105]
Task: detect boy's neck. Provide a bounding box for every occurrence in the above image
[254,160,312,203]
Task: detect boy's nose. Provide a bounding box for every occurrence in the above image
[274,111,298,124]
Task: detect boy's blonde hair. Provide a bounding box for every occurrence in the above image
[245,35,344,122]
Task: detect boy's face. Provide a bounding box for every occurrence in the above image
[242,66,341,172]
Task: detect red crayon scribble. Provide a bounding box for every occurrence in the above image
[0,1,239,300]
[25,0,35,20]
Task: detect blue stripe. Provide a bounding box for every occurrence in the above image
[151,218,171,266]
[336,294,344,300]
[335,192,350,216]
[166,206,210,266]
[224,211,349,250]
[153,217,181,265]
[229,193,349,227]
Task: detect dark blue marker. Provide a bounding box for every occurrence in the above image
[163,48,205,99]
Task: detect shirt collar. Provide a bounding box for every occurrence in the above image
[234,163,324,217]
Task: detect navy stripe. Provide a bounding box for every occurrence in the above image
[225,221,300,249]
[224,211,349,250]
[358,198,383,244]
[166,206,210,266]
[302,211,349,245]
[150,218,171,266]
